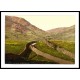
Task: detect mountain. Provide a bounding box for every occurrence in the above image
[5,16,47,41]
[5,16,75,42]
[47,25,75,41]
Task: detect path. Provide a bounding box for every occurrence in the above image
[44,40,75,59]
[30,45,74,64]
[57,47,75,59]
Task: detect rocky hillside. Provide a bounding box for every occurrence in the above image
[5,16,47,41]
[47,25,75,41]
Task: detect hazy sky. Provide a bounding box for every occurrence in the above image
[16,15,75,31]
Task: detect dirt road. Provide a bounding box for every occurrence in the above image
[57,47,75,59]
[30,45,74,64]
[42,40,75,59]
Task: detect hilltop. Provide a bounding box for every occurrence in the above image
[47,25,75,41]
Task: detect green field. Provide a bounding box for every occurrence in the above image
[5,40,55,63]
[5,40,75,63]
[5,40,28,54]
[35,41,74,62]
[50,40,75,53]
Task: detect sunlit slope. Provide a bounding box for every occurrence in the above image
[5,40,74,63]
[47,25,75,41]
[5,16,47,41]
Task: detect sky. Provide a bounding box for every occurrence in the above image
[16,15,75,31]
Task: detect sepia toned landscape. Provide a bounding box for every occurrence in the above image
[5,15,75,64]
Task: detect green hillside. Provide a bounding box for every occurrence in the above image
[5,16,47,41]
[47,25,75,41]
[5,16,75,64]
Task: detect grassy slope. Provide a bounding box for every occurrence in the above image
[35,41,74,62]
[5,40,28,54]
[47,25,75,41]
[5,40,54,63]
[50,40,75,53]
[5,40,75,63]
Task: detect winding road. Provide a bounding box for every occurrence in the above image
[44,40,75,59]
[5,41,74,64]
[57,47,75,59]
[29,44,74,64]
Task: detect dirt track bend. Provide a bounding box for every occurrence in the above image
[57,47,75,59]
[30,45,74,64]
[43,40,75,59]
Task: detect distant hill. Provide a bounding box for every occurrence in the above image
[47,25,75,41]
[5,16,47,41]
[5,16,75,42]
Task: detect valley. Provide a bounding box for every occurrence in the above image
[5,16,75,64]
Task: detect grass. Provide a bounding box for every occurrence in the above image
[5,40,75,63]
[50,40,75,53]
[5,40,28,54]
[35,41,74,62]
[5,40,56,63]
[5,44,25,54]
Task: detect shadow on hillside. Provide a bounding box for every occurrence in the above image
[5,41,59,64]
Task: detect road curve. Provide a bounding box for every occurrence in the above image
[57,47,75,59]
[30,45,74,64]
[44,40,75,59]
